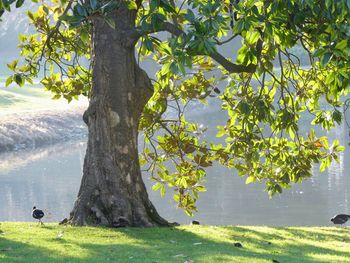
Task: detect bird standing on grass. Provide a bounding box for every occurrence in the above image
[32,206,45,225]
[331,214,350,226]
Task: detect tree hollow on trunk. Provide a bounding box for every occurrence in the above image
[69,10,170,227]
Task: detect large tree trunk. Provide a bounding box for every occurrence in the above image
[68,7,169,227]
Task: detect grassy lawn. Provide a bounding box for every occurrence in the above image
[0,223,349,262]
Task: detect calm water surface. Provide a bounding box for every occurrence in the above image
[1,107,349,226]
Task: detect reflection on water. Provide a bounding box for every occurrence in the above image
[0,121,349,226]
[0,141,85,222]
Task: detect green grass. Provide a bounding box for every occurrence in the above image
[0,223,349,262]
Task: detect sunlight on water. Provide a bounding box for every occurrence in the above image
[0,83,88,152]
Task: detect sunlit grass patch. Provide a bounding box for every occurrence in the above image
[0,223,349,262]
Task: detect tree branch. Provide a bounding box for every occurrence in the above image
[132,22,259,74]
[40,0,74,58]
[214,34,239,45]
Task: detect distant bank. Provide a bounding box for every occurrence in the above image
[0,83,88,153]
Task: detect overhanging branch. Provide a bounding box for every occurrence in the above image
[132,21,259,74]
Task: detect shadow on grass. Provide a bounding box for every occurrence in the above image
[230,226,350,262]
[1,226,350,262]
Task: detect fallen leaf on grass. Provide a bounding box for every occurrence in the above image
[57,231,64,238]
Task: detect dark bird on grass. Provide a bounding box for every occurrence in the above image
[32,206,44,224]
[331,214,350,225]
[234,242,243,248]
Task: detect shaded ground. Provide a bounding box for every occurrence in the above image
[0,223,349,262]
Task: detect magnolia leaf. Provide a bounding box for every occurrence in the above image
[15,0,24,8]
[5,76,13,87]
[246,176,256,184]
[126,1,137,10]
[105,17,115,29]
[321,52,333,67]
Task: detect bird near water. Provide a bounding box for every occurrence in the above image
[32,206,45,224]
[331,214,350,225]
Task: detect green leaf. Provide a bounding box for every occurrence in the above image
[185,9,195,22]
[5,76,13,87]
[14,74,24,87]
[143,38,154,51]
[59,14,83,24]
[332,110,342,125]
[239,101,251,115]
[15,0,24,8]
[321,52,333,67]
[105,17,115,29]
[180,177,188,188]
[169,62,179,74]
[320,160,328,172]
[313,48,325,57]
[52,94,61,100]
[7,60,18,70]
[152,182,162,191]
[246,176,255,184]
[43,5,49,14]
[101,1,118,13]
[335,39,347,50]
[159,0,176,13]
[160,185,166,196]
[25,77,33,85]
[173,194,180,202]
[246,31,260,45]
[195,186,206,192]
[90,0,97,10]
[289,127,295,140]
[3,1,11,12]
[76,4,87,17]
[126,1,137,10]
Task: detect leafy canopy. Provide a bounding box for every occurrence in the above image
[2,0,350,215]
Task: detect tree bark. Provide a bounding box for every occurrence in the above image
[68,7,170,227]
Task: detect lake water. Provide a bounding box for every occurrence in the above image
[1,104,349,226]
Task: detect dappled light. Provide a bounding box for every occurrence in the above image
[1,223,350,262]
